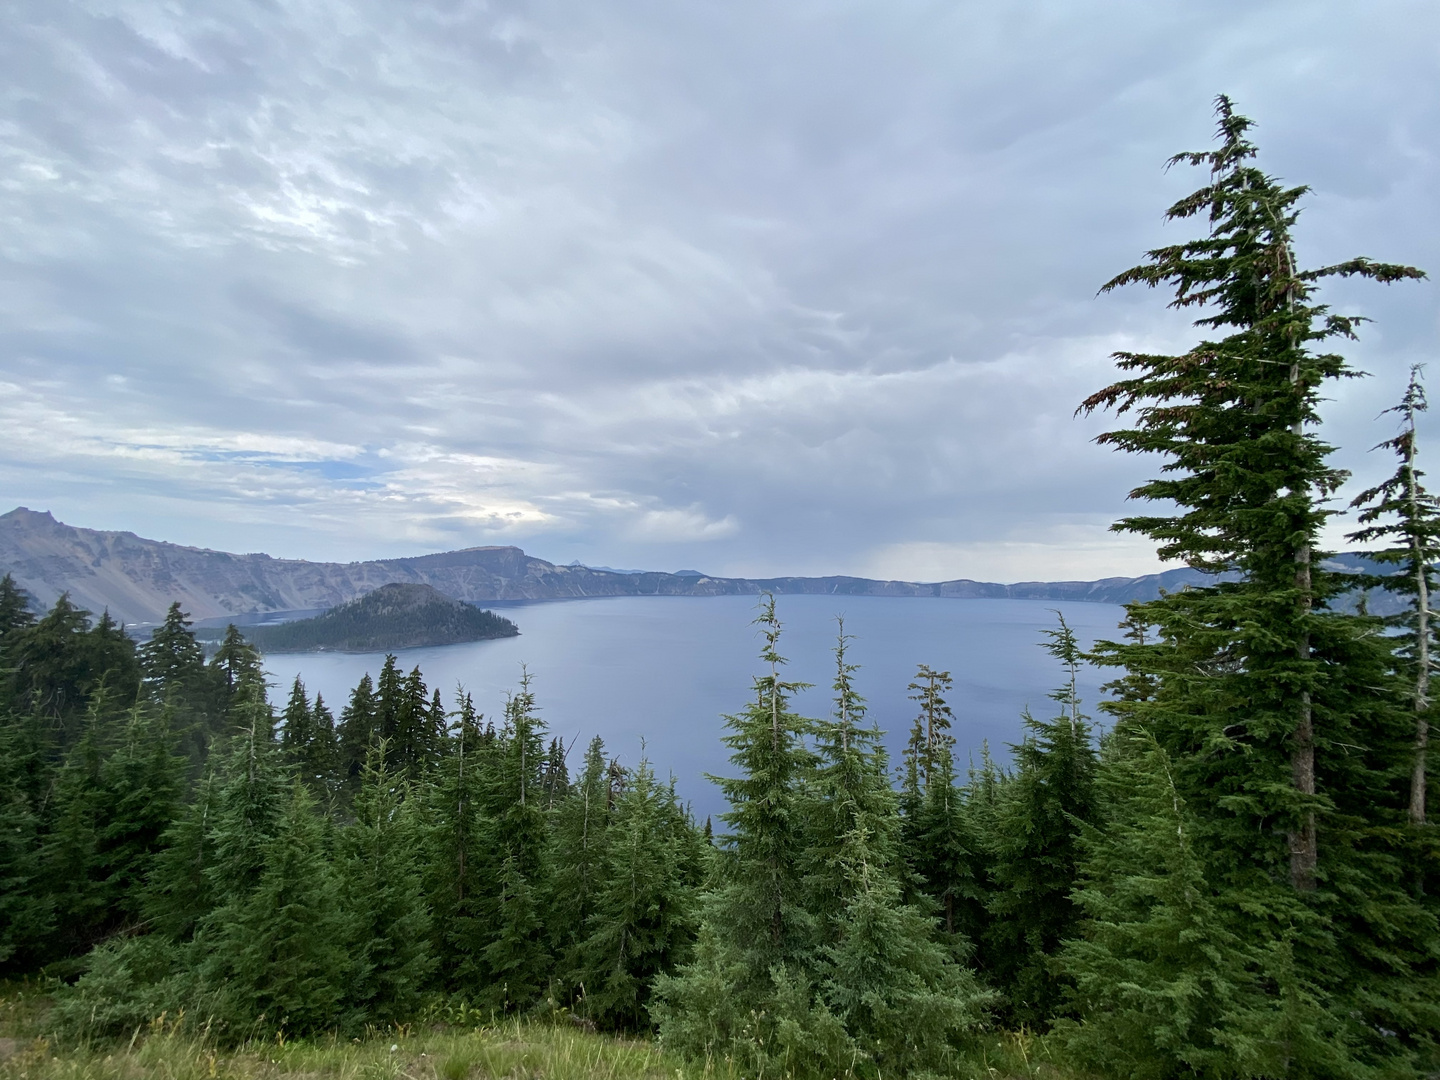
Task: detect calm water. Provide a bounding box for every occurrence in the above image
[265,595,1125,821]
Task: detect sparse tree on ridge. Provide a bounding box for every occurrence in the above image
[1348,365,1440,824]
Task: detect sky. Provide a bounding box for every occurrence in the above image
[1,0,1437,582]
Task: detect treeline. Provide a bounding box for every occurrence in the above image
[2,98,1440,1079]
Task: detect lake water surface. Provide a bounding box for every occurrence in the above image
[265,595,1125,821]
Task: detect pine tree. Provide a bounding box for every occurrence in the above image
[0,708,52,974]
[1079,97,1437,1073]
[280,676,337,797]
[211,781,350,1037]
[550,735,614,999]
[985,616,1097,1026]
[473,671,553,1010]
[336,673,379,794]
[0,573,35,638]
[92,704,186,925]
[1348,366,1440,824]
[575,756,695,1030]
[341,740,435,1024]
[653,597,820,1065]
[143,768,220,942]
[425,690,492,991]
[1056,730,1263,1079]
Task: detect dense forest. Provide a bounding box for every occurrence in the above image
[2,100,1438,1078]
[227,582,520,653]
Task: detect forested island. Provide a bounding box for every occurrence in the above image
[1,102,1438,1080]
[232,582,519,653]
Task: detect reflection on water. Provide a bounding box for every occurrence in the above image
[265,594,1125,821]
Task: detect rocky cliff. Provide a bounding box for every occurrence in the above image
[0,505,1219,626]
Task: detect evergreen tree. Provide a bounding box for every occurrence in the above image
[341,740,435,1024]
[473,671,553,1010]
[387,665,439,781]
[1348,365,1440,824]
[210,624,267,709]
[37,696,112,961]
[204,703,288,909]
[6,595,137,742]
[985,616,1097,1026]
[0,709,52,973]
[336,673,379,793]
[143,768,220,942]
[139,603,210,702]
[0,573,35,638]
[211,781,350,1037]
[1057,729,1264,1079]
[279,676,337,796]
[92,704,186,925]
[653,597,819,1064]
[425,690,492,991]
[1081,97,1437,1073]
[575,756,694,1031]
[550,735,614,998]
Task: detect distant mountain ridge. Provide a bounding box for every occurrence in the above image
[0,506,1384,627]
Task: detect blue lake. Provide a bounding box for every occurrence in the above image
[264,595,1125,821]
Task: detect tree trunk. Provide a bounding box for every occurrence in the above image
[1409,439,1430,825]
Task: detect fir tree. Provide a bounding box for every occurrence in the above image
[92,704,186,925]
[211,781,350,1037]
[341,740,435,1024]
[575,756,694,1031]
[142,768,219,942]
[425,690,491,991]
[550,736,614,998]
[139,603,210,703]
[985,616,1097,1026]
[1348,365,1440,824]
[0,573,35,638]
[204,703,288,908]
[0,710,52,973]
[653,597,819,1063]
[1079,97,1437,1073]
[280,676,337,797]
[336,673,379,793]
[210,624,266,710]
[473,671,553,1010]
[1056,730,1263,1079]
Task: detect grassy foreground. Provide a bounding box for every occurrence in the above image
[0,985,1075,1080]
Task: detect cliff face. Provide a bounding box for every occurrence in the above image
[0,505,1215,626]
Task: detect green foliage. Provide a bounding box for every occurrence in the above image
[985,615,1097,1026]
[207,781,351,1037]
[550,735,614,998]
[279,676,338,797]
[246,583,518,653]
[575,758,695,1031]
[340,741,435,1024]
[1056,730,1261,1078]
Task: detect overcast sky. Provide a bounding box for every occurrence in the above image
[1,0,1437,581]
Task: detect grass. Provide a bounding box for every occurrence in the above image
[0,985,1078,1080]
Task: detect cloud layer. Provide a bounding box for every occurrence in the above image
[2,0,1437,579]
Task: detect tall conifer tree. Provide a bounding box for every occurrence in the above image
[1080,97,1436,1073]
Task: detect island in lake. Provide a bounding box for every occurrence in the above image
[243,583,520,653]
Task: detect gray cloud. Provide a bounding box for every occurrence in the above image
[2,0,1437,578]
